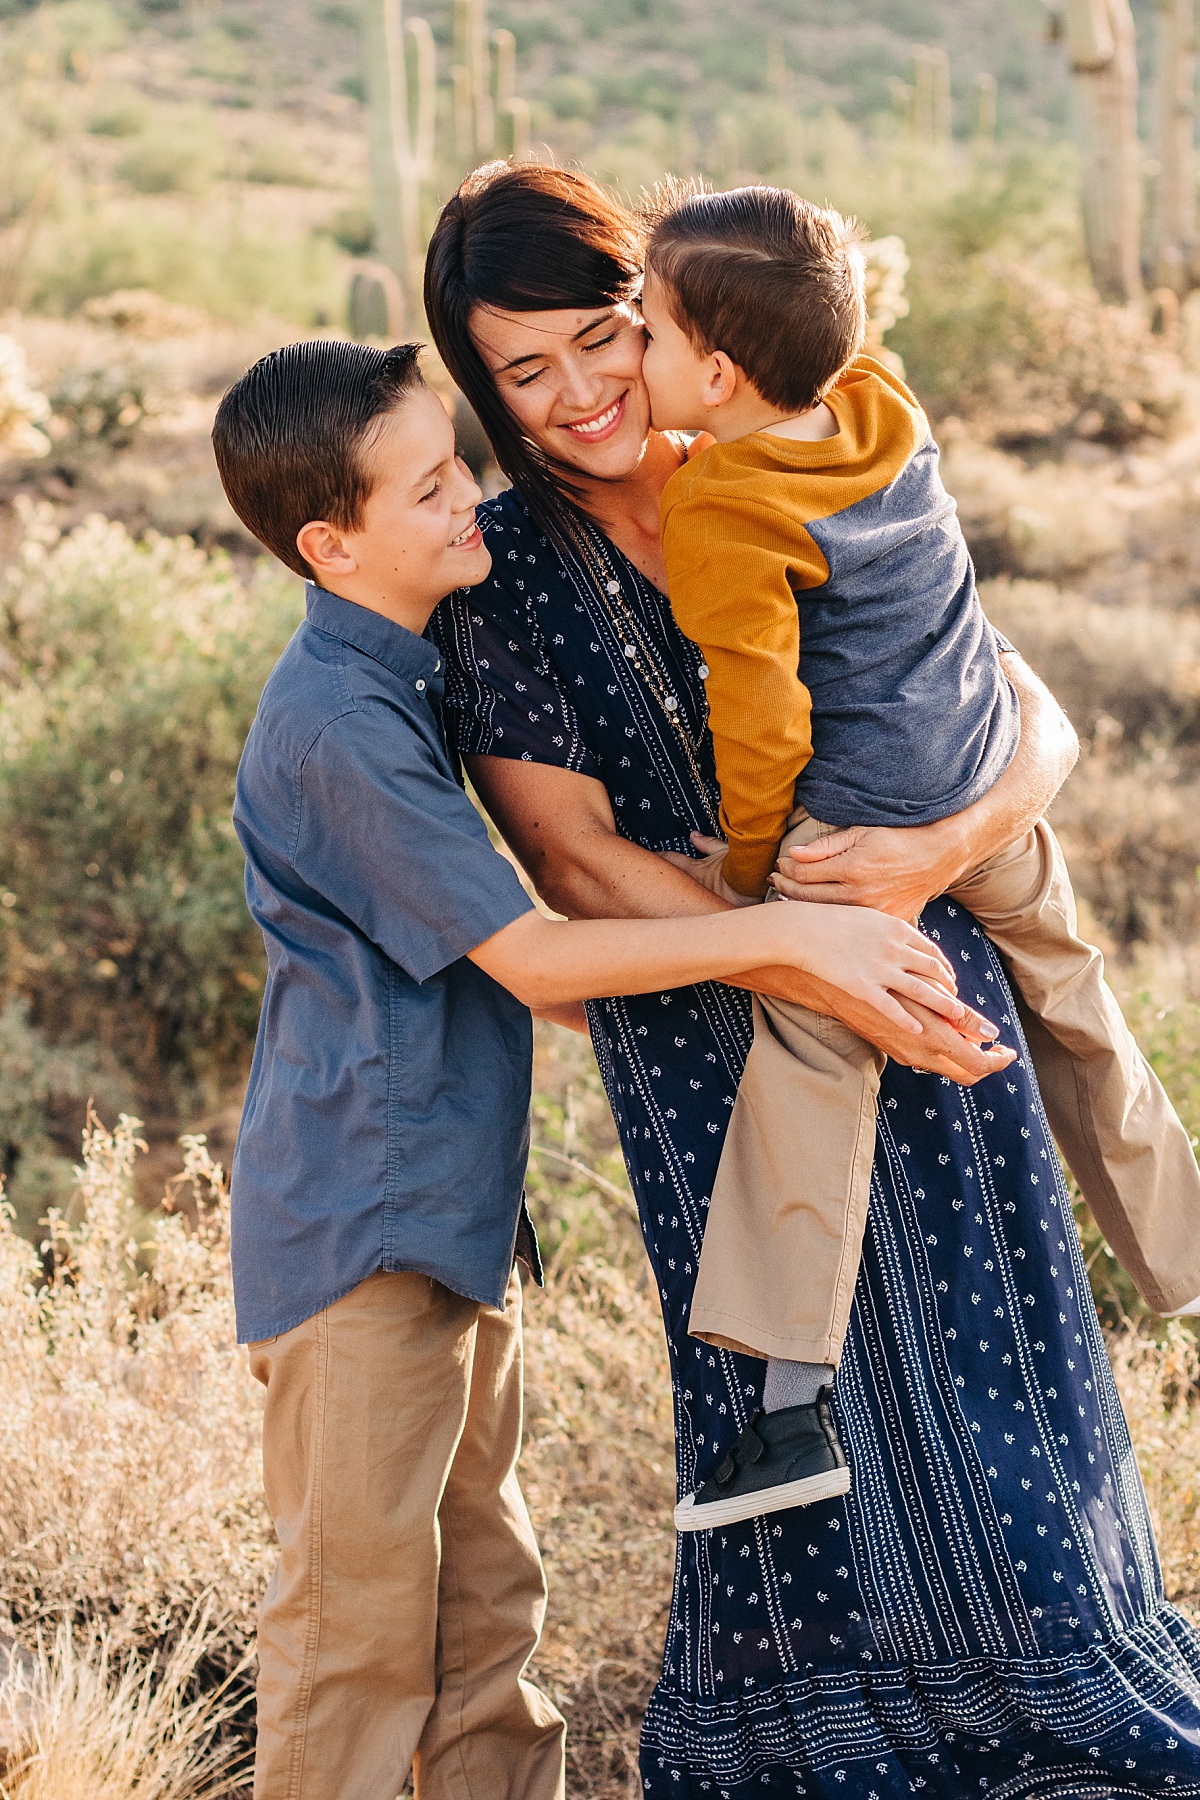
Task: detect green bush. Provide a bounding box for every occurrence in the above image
[24,198,344,322]
[0,507,303,1112]
[116,121,218,196]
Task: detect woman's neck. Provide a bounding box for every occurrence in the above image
[572,430,685,594]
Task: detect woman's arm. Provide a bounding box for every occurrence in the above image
[771,651,1079,915]
[467,755,1014,1084]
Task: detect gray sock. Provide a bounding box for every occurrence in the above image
[763,1358,835,1412]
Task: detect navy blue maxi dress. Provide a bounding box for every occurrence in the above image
[432,488,1200,1800]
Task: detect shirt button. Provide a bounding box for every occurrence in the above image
[415,679,427,692]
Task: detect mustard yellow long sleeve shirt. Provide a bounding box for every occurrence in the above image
[660,356,1017,897]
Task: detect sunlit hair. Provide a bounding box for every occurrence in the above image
[424,160,644,545]
[212,339,424,579]
[642,177,868,413]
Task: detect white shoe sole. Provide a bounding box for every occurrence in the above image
[673,1464,850,1532]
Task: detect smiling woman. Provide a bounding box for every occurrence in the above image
[424,161,1200,1800]
[423,162,660,551]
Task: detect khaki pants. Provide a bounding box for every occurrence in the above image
[249,1268,565,1800]
[689,816,1200,1363]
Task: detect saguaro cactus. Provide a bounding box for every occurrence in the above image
[1151,0,1196,293]
[452,0,494,163]
[363,0,437,330]
[912,45,952,144]
[1064,0,1141,303]
[974,72,998,144]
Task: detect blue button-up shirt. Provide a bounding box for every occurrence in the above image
[230,584,535,1344]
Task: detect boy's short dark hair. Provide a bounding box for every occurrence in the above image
[212,339,423,579]
[644,182,868,414]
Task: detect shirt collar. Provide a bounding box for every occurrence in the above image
[306,583,441,687]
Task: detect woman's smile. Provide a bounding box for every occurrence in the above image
[561,393,627,443]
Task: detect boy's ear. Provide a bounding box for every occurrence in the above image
[699,350,742,412]
[296,520,358,578]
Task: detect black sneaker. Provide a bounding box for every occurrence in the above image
[673,1389,850,1532]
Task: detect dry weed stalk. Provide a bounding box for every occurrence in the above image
[0,1608,251,1800]
[0,1072,1194,1800]
[1107,1323,1200,1614]
[0,1114,272,1660]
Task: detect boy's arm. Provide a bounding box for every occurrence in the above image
[662,493,824,898]
[467,884,984,1047]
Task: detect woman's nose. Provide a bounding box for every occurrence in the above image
[555,356,605,412]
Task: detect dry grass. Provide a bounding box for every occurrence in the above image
[0,1613,251,1800]
[1107,1326,1200,1618]
[0,1034,1197,1799]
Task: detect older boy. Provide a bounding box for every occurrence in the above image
[212,338,969,1796]
[639,182,1200,1531]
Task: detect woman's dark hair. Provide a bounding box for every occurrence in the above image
[645,180,867,413]
[424,160,644,544]
[212,339,423,579]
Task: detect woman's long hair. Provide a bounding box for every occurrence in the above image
[423,161,644,546]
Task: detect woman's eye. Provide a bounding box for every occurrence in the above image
[419,481,441,502]
[582,334,615,353]
[515,369,545,388]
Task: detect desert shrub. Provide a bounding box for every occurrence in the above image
[0,507,302,1104]
[0,1611,252,1799]
[116,119,218,197]
[0,997,130,1239]
[23,198,343,323]
[1108,1324,1200,1610]
[950,264,1188,446]
[86,91,147,138]
[80,287,206,337]
[0,1117,272,1662]
[47,352,163,449]
[981,577,1200,743]
[0,334,50,458]
[241,138,317,188]
[947,440,1131,578]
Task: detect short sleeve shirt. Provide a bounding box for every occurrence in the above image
[230,584,536,1344]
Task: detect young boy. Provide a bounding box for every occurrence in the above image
[211,338,970,1798]
[639,182,1200,1532]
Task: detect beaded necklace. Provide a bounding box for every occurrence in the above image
[573,518,720,835]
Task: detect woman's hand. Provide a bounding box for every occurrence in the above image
[769,822,963,919]
[766,899,999,1044]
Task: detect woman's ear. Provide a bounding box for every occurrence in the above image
[296,520,358,579]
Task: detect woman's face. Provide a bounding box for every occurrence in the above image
[469,300,652,481]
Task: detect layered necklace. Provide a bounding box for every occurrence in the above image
[572,517,720,835]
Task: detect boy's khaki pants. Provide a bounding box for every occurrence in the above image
[689,815,1200,1364]
[249,1267,565,1800]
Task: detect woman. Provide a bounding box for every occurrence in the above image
[425,163,1200,1797]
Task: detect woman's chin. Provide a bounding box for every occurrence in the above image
[558,417,651,481]
[548,387,650,480]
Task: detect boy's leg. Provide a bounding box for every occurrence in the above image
[414,1271,566,1800]
[951,820,1200,1314]
[688,810,885,1369]
[251,1268,560,1800]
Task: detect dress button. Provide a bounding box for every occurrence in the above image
[415,679,427,692]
